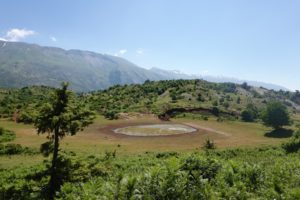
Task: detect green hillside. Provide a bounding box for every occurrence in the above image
[1,79,300,123]
[87,79,300,120]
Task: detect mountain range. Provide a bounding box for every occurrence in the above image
[0,41,288,91]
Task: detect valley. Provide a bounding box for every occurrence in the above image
[2,1,300,198]
[1,79,300,199]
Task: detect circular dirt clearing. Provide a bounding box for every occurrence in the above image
[114,124,197,136]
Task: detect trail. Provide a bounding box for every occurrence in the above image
[183,122,231,137]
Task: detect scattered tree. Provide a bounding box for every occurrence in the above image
[236,96,241,104]
[211,106,219,116]
[261,101,291,129]
[34,83,95,199]
[241,110,255,122]
[241,103,258,122]
[241,82,250,90]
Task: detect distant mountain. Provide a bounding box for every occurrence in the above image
[0,41,288,91]
[0,41,172,91]
[149,68,289,91]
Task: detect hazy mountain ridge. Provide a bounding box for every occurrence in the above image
[0,41,288,91]
[149,68,289,91]
[0,41,169,91]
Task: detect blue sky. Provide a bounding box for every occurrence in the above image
[1,0,300,90]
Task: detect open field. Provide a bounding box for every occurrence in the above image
[0,114,292,169]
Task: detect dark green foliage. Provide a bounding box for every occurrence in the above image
[0,143,37,155]
[261,101,291,129]
[197,93,204,102]
[202,138,216,150]
[0,143,22,155]
[156,151,179,159]
[236,96,241,104]
[282,130,300,153]
[241,110,255,122]
[211,106,220,116]
[0,127,15,142]
[40,141,54,157]
[241,104,258,122]
[1,147,300,199]
[103,109,119,120]
[34,83,95,199]
[241,82,251,90]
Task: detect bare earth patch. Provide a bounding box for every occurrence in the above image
[182,122,231,137]
[114,124,197,136]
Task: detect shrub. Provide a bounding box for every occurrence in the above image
[0,128,16,142]
[202,138,216,150]
[211,106,219,116]
[103,110,119,120]
[17,111,37,124]
[241,110,255,122]
[282,131,300,153]
[0,143,37,155]
[181,155,221,181]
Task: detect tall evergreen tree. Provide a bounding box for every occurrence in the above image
[34,82,95,199]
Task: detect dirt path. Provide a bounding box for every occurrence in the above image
[183,122,232,137]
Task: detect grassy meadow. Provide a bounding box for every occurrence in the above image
[0,113,294,169]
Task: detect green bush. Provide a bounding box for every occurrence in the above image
[103,110,119,120]
[202,138,216,150]
[1,143,300,199]
[0,143,37,155]
[0,127,16,142]
[18,111,37,124]
[282,131,300,153]
[241,110,255,122]
[211,106,219,116]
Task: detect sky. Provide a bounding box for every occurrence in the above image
[1,0,300,90]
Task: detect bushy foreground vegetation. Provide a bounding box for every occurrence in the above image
[1,145,300,200]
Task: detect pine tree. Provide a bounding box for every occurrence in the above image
[34,82,95,199]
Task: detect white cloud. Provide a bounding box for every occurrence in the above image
[136,48,144,54]
[0,28,36,42]
[119,49,127,55]
[0,37,6,41]
[114,49,127,56]
[50,36,57,42]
